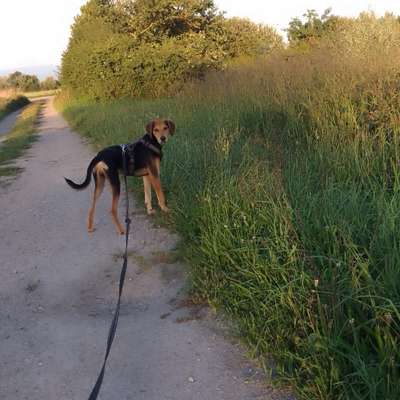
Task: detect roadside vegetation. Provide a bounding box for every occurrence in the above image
[0,101,42,181]
[58,2,400,399]
[61,0,282,99]
[24,89,60,99]
[0,95,30,121]
[0,71,60,94]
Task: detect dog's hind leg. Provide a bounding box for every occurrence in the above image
[107,169,125,235]
[87,168,105,233]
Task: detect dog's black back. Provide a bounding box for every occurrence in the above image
[102,134,162,173]
[65,134,162,190]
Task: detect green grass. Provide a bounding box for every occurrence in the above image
[24,89,60,99]
[56,15,400,400]
[0,101,42,181]
[0,95,30,121]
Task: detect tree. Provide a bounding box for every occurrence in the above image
[41,76,60,90]
[6,71,40,92]
[286,8,340,45]
[61,0,283,99]
[7,71,24,88]
[117,0,221,41]
[220,17,282,58]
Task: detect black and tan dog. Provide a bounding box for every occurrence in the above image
[65,119,175,234]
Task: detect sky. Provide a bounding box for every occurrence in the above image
[1,0,400,71]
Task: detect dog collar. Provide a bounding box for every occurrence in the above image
[121,135,162,157]
[139,134,162,156]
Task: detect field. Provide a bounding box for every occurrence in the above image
[56,14,400,400]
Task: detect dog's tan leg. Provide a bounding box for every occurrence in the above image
[148,174,169,212]
[143,176,155,215]
[110,188,125,235]
[87,173,105,233]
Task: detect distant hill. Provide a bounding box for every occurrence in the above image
[0,65,58,80]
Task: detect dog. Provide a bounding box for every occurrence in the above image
[65,119,175,234]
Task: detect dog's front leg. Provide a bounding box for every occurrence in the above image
[148,174,169,213]
[143,176,155,215]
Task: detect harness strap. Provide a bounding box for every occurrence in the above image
[88,147,131,400]
[138,138,161,156]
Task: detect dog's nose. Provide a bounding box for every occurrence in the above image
[160,136,166,142]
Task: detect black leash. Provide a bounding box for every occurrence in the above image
[88,145,132,400]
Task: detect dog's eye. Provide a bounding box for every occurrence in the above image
[154,128,159,132]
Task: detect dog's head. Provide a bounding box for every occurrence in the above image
[146,119,175,145]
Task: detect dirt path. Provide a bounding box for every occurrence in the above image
[0,107,25,137]
[0,98,291,400]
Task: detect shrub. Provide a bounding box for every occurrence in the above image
[0,95,30,121]
[61,0,282,100]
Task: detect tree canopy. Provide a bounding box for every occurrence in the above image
[286,8,340,46]
[61,0,283,99]
[6,71,40,92]
[0,72,60,92]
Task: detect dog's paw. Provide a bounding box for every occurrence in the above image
[87,227,95,233]
[161,206,170,213]
[147,208,156,216]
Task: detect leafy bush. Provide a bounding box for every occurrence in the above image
[0,95,30,121]
[61,0,282,100]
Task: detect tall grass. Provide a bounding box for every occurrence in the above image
[24,89,60,99]
[0,95,30,121]
[57,13,400,399]
[0,101,42,179]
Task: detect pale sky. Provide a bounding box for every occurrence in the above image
[0,0,400,70]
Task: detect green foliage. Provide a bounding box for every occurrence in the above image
[0,72,59,93]
[61,0,282,99]
[40,76,60,91]
[287,8,340,45]
[0,102,41,180]
[119,0,221,41]
[6,71,40,92]
[58,13,400,399]
[0,95,30,121]
[219,17,283,58]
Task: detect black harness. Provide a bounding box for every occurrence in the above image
[121,134,162,176]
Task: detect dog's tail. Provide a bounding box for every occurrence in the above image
[64,156,100,190]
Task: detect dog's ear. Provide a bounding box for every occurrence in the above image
[165,120,176,135]
[146,120,155,135]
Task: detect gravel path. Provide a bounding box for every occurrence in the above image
[0,98,292,400]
